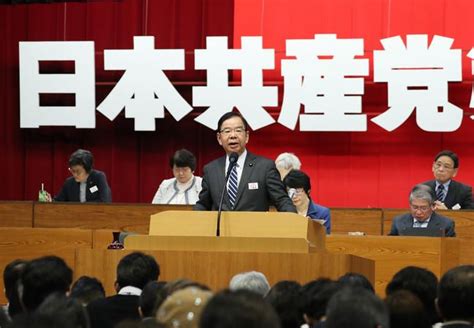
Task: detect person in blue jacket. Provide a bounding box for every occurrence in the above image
[283,169,331,234]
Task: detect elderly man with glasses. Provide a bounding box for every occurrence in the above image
[389,184,455,237]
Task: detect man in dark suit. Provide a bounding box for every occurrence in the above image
[437,265,474,327]
[87,252,160,328]
[389,184,455,237]
[422,150,473,210]
[194,112,296,212]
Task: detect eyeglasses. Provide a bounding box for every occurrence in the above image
[434,162,454,170]
[219,127,246,136]
[410,205,431,212]
[288,188,305,198]
[68,167,86,176]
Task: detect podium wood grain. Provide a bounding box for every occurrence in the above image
[0,227,93,304]
[0,201,33,227]
[75,249,374,297]
[326,235,459,296]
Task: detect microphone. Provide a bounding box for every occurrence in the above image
[216,152,239,236]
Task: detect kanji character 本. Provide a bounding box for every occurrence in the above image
[97,36,192,131]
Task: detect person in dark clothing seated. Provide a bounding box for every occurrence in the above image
[45,149,112,202]
[87,252,160,328]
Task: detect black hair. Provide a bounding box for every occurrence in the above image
[200,289,281,328]
[301,280,340,322]
[283,170,311,195]
[36,292,90,328]
[386,266,439,324]
[437,265,474,321]
[20,256,73,312]
[264,280,303,328]
[139,281,166,318]
[3,259,27,317]
[217,111,249,132]
[69,149,94,173]
[325,287,389,328]
[70,276,105,305]
[116,252,160,290]
[337,272,374,293]
[434,150,459,168]
[385,290,430,328]
[169,149,197,171]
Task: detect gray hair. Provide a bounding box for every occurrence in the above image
[275,152,301,170]
[409,184,435,205]
[229,271,270,296]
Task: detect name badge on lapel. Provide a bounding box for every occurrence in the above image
[248,182,259,190]
[89,185,99,193]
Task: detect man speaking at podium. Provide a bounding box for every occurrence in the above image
[194,112,296,213]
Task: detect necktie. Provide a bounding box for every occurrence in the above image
[227,164,238,208]
[436,184,445,202]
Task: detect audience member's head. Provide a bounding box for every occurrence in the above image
[36,292,90,328]
[139,281,167,318]
[20,256,73,312]
[70,276,105,305]
[275,153,302,179]
[326,287,389,328]
[264,280,303,328]
[437,265,474,322]
[3,259,27,317]
[337,272,374,293]
[116,252,160,291]
[229,271,270,296]
[116,320,165,328]
[200,289,281,328]
[156,286,213,328]
[153,279,210,316]
[385,290,430,328]
[301,280,340,325]
[386,266,439,323]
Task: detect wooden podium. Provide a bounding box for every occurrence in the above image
[76,211,374,294]
[125,210,326,253]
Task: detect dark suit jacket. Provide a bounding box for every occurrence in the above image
[389,211,456,237]
[54,169,112,202]
[87,294,139,328]
[194,152,296,212]
[423,180,473,209]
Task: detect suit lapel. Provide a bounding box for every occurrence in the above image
[444,180,457,208]
[234,152,256,206]
[217,157,227,203]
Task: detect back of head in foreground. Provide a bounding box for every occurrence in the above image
[199,289,281,328]
[20,255,73,312]
[325,287,389,328]
[228,271,270,296]
[116,252,160,291]
[437,264,474,323]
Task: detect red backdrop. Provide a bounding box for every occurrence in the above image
[1,0,474,208]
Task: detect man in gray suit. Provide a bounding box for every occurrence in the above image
[389,185,456,237]
[194,112,296,212]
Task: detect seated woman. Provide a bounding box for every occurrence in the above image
[52,149,112,202]
[152,149,202,205]
[283,170,331,234]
